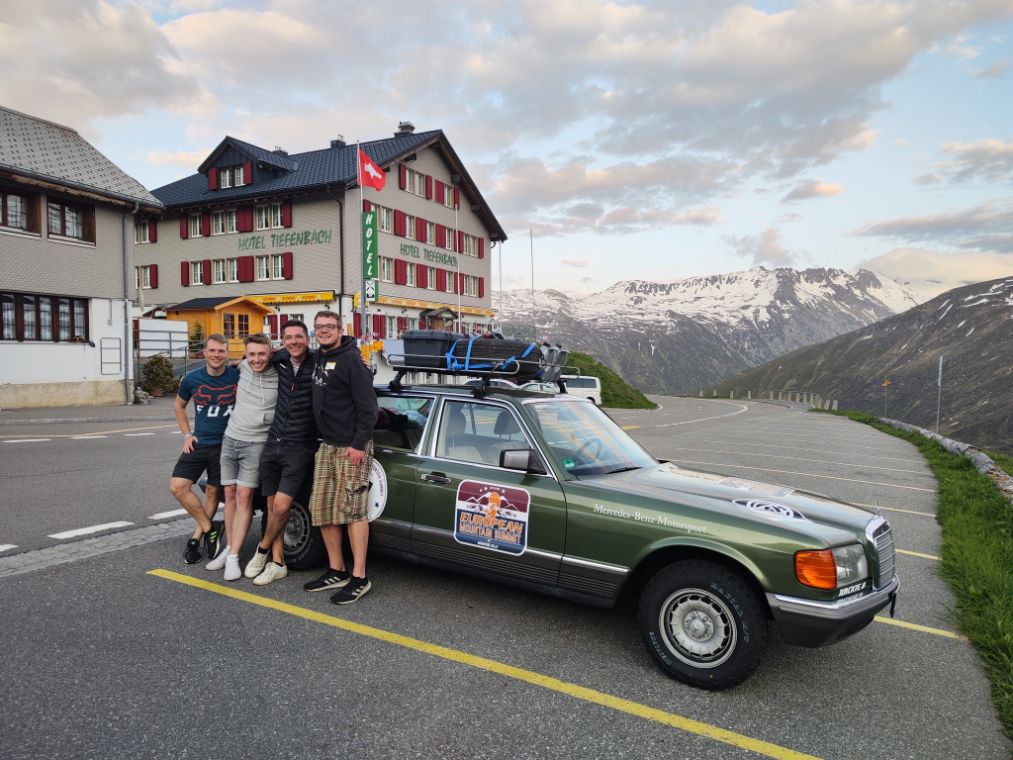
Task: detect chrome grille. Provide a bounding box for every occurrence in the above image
[870,519,895,588]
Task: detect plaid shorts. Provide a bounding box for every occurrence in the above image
[309,441,374,526]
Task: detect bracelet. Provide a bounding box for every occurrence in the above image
[184,432,195,439]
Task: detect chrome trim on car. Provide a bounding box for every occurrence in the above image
[768,575,899,619]
[866,516,895,589]
[560,555,630,576]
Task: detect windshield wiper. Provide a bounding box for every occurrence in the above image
[604,465,642,474]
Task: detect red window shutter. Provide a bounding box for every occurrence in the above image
[425,175,433,200]
[478,277,484,298]
[454,187,460,208]
[436,224,446,248]
[435,180,444,203]
[281,201,292,228]
[399,164,407,190]
[394,260,407,285]
[149,264,159,289]
[394,210,406,237]
[267,314,279,339]
[243,161,252,185]
[202,259,212,285]
[457,230,464,253]
[416,265,428,289]
[282,251,293,279]
[179,216,188,239]
[477,238,484,259]
[397,316,406,333]
[208,168,218,190]
[353,311,362,337]
[180,261,190,286]
[200,212,210,238]
[436,269,446,291]
[237,256,255,283]
[147,219,158,243]
[457,273,464,294]
[237,207,254,233]
[415,217,426,242]
[362,199,371,212]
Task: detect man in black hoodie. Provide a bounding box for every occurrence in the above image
[242,319,319,586]
[304,310,378,603]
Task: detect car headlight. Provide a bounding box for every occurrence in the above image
[795,543,870,590]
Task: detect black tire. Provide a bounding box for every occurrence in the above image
[638,560,768,690]
[281,498,325,571]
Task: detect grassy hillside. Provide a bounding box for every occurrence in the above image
[566,351,656,409]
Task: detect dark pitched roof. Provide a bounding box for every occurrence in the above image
[169,297,236,311]
[0,105,162,209]
[151,129,506,241]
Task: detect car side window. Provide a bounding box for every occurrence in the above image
[436,400,530,467]
[374,395,432,452]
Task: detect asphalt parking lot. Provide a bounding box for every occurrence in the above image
[1,397,1008,759]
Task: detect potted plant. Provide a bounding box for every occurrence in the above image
[141,354,175,397]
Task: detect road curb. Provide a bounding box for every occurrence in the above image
[0,415,172,426]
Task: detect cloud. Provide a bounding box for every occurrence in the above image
[782,179,844,203]
[146,149,212,168]
[973,59,1010,78]
[725,227,799,266]
[855,200,1013,251]
[859,247,1013,292]
[929,138,1013,185]
[0,0,197,130]
[561,259,592,268]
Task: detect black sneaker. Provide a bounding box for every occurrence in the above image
[303,568,350,592]
[331,576,371,605]
[183,538,202,564]
[203,521,225,561]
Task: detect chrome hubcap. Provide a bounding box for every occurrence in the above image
[659,588,737,668]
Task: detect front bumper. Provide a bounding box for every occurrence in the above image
[767,576,900,647]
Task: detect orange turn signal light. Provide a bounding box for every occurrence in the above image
[795,549,838,590]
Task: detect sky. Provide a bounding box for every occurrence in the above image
[2,0,1011,296]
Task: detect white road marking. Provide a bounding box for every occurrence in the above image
[149,509,188,520]
[852,503,935,517]
[169,430,182,434]
[123,432,155,437]
[662,446,934,478]
[667,459,936,493]
[687,438,921,464]
[654,402,750,427]
[48,521,134,539]
[71,435,108,440]
[0,544,17,553]
[3,439,52,444]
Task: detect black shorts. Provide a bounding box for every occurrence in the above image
[259,440,317,498]
[171,443,223,486]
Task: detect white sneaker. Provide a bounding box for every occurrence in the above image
[206,545,231,571]
[252,561,288,586]
[223,554,241,582]
[244,550,269,579]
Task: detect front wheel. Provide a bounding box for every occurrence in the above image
[282,498,325,571]
[638,560,768,689]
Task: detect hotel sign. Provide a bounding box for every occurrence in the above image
[238,228,334,251]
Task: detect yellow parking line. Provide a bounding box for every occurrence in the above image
[896,549,940,561]
[621,424,641,430]
[874,616,965,640]
[149,569,819,760]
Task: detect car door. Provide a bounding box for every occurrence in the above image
[370,392,437,555]
[412,396,566,587]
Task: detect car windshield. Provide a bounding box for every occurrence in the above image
[525,399,656,476]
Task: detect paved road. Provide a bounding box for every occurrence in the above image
[0,397,1008,759]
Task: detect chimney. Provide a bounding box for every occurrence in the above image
[330,135,345,149]
[272,146,288,156]
[395,121,416,136]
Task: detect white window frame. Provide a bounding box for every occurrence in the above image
[445,228,455,251]
[190,213,202,238]
[380,257,393,283]
[227,258,239,283]
[386,315,397,337]
[404,214,415,241]
[234,165,244,187]
[213,259,226,284]
[212,211,227,236]
[134,221,149,244]
[426,266,435,290]
[255,255,270,281]
[256,203,283,231]
[406,263,416,286]
[190,260,204,286]
[271,254,284,280]
[220,168,233,189]
[443,184,454,208]
[426,221,435,245]
[136,266,152,289]
[380,207,393,233]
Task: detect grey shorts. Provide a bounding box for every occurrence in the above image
[220,434,265,488]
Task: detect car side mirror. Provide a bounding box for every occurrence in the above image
[500,449,546,475]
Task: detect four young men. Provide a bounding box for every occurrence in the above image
[169,311,378,604]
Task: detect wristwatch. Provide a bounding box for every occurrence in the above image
[184,432,195,439]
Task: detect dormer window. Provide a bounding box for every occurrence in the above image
[218,165,245,189]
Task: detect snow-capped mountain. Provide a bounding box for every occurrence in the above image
[493,266,922,394]
[707,277,1013,453]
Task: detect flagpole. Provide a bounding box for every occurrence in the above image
[455,202,461,334]
[530,228,535,340]
[358,140,367,345]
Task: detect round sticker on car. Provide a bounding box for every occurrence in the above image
[733,498,806,520]
[367,460,388,522]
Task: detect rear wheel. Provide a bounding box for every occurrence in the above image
[638,560,768,689]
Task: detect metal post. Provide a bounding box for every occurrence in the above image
[530,228,535,339]
[936,355,944,433]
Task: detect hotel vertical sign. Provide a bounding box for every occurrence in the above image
[361,210,378,302]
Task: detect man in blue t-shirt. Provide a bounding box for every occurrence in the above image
[169,333,241,565]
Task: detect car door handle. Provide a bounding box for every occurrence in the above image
[421,473,451,485]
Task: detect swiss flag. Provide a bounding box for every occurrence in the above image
[359,149,386,191]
